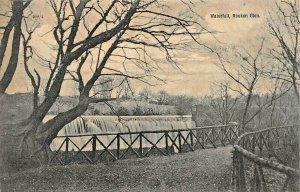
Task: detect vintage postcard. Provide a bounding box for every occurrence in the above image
[0,0,299,191]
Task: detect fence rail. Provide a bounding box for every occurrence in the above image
[49,124,239,165]
[232,125,299,192]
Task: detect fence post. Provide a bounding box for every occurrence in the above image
[65,137,69,165]
[178,131,182,153]
[232,149,238,192]
[212,128,216,147]
[233,149,246,192]
[238,153,246,192]
[202,129,206,148]
[190,130,194,148]
[229,126,233,144]
[220,127,224,146]
[259,133,263,154]
[92,135,97,163]
[252,135,256,153]
[258,164,268,192]
[139,133,143,157]
[288,175,299,192]
[266,131,270,152]
[117,134,120,159]
[253,165,261,192]
[165,131,169,155]
[236,125,240,137]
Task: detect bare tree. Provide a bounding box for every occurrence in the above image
[0,0,31,93]
[4,0,210,163]
[92,76,113,99]
[217,39,291,132]
[267,0,300,103]
[21,15,41,110]
[157,90,169,105]
[208,82,239,125]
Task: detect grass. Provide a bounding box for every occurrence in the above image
[0,147,233,192]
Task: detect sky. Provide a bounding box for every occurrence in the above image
[0,0,276,97]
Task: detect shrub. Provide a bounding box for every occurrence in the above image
[116,106,130,116]
[93,108,101,115]
[132,106,144,116]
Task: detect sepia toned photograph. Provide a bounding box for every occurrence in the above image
[0,0,299,191]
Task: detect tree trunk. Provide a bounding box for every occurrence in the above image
[0,19,13,69]
[0,1,24,93]
[0,96,91,172]
[0,121,47,172]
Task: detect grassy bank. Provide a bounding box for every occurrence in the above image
[0,147,233,192]
[0,93,177,125]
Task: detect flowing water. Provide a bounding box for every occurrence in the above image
[45,115,196,151]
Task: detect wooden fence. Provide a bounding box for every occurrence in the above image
[232,125,299,192]
[49,124,239,165]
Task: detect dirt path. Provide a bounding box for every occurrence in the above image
[1,147,233,192]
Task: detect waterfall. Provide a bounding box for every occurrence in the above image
[46,115,196,151]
